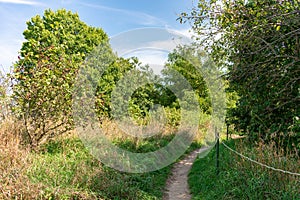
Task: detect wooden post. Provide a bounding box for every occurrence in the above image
[226,118,229,140]
[226,123,229,140]
[216,128,220,175]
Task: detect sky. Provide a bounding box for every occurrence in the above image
[0,0,196,72]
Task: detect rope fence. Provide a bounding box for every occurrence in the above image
[221,142,300,176]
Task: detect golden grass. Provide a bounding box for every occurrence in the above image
[232,138,300,191]
[0,118,43,199]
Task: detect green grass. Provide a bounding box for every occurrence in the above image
[25,134,201,199]
[26,136,168,199]
[188,139,300,200]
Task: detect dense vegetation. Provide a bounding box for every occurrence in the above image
[180,0,300,151]
[11,9,213,150]
[12,9,109,147]
[0,7,207,199]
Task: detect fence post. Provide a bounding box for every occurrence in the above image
[226,122,229,140]
[216,128,220,175]
[225,118,229,140]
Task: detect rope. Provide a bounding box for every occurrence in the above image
[221,142,300,176]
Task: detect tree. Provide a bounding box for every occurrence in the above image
[180,0,300,150]
[13,9,108,148]
[94,57,136,120]
[163,49,211,114]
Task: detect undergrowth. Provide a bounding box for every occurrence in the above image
[188,138,300,200]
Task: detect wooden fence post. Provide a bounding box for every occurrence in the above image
[225,118,229,140]
[216,128,220,175]
[226,123,229,140]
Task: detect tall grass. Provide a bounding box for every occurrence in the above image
[26,133,173,199]
[188,138,300,200]
[0,117,205,199]
[0,118,43,199]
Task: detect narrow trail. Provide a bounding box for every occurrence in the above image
[163,147,209,200]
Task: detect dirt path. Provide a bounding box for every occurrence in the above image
[163,147,210,200]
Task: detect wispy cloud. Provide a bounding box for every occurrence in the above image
[79,2,166,26]
[175,28,195,39]
[110,28,194,75]
[0,0,42,6]
[109,28,194,67]
[124,49,168,75]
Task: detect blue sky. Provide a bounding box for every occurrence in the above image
[0,0,195,72]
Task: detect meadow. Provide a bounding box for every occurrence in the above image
[0,117,202,199]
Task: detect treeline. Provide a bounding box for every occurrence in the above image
[8,9,212,149]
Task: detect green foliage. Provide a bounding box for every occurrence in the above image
[163,49,212,114]
[161,46,226,137]
[181,0,300,149]
[12,8,219,149]
[12,9,218,150]
[13,9,108,148]
[163,107,181,127]
[95,57,137,119]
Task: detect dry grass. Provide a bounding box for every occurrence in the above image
[100,118,178,139]
[233,138,300,192]
[0,118,179,199]
[0,115,206,199]
[0,118,43,199]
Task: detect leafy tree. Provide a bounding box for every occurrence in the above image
[180,0,300,149]
[108,61,166,126]
[163,49,211,114]
[117,47,214,128]
[13,9,108,148]
[95,57,137,120]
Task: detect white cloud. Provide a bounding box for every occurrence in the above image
[79,2,166,26]
[111,28,194,76]
[61,0,72,5]
[174,28,196,39]
[110,28,194,58]
[0,0,42,5]
[123,49,168,75]
[145,29,194,51]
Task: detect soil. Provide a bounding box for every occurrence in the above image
[163,146,210,200]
